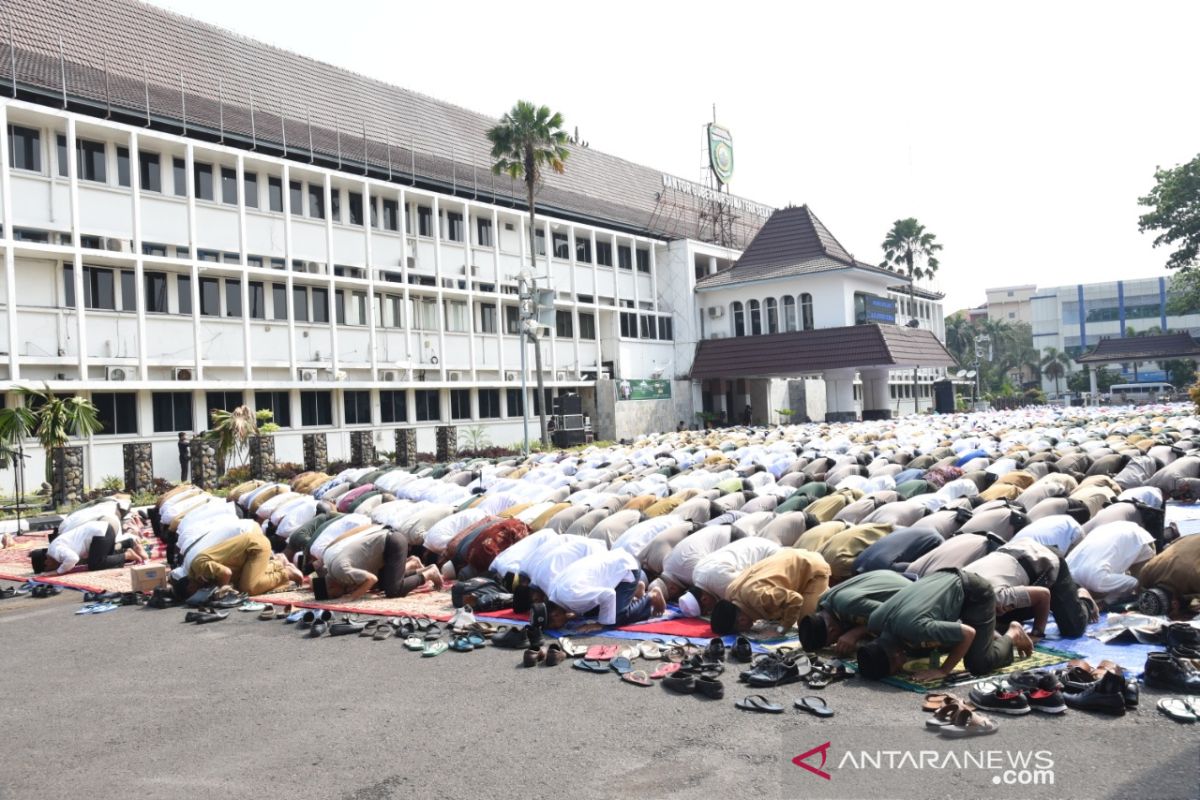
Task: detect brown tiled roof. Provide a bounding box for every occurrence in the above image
[695,205,904,290]
[0,0,772,243]
[689,324,956,378]
[1076,333,1200,363]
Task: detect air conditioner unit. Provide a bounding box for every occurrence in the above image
[406,256,417,270]
[469,265,479,276]
[707,306,724,318]
[173,367,194,381]
[298,368,317,382]
[53,231,72,246]
[448,371,462,382]
[405,236,418,251]
[381,370,397,382]
[504,371,517,381]
[555,371,566,382]
[106,366,130,381]
[305,261,322,274]
[104,237,131,253]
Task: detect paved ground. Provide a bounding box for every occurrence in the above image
[0,583,1196,800]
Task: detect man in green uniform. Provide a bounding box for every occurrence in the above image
[798,570,913,655]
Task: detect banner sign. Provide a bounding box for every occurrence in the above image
[862,294,897,324]
[618,379,672,402]
[708,123,734,185]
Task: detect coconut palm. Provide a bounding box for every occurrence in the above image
[487,101,570,447]
[206,405,258,476]
[1041,347,1072,396]
[880,218,942,404]
[1,385,102,484]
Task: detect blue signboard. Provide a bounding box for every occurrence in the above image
[863,294,896,324]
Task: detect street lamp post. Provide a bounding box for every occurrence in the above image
[972,333,990,403]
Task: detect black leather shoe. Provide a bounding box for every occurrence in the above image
[1167,623,1200,651]
[732,636,753,663]
[1144,651,1200,693]
[526,625,544,649]
[329,619,367,636]
[1123,680,1139,708]
[705,637,726,663]
[195,608,229,624]
[1063,671,1126,715]
[492,626,529,649]
[309,620,329,637]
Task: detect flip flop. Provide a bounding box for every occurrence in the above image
[239,601,267,612]
[663,646,686,663]
[450,636,474,652]
[610,656,634,675]
[403,636,425,650]
[1158,698,1197,723]
[735,694,784,713]
[284,609,306,624]
[572,658,611,674]
[623,670,653,687]
[585,644,619,661]
[422,641,448,657]
[89,602,119,614]
[467,633,486,649]
[638,641,663,660]
[616,645,640,661]
[558,637,587,657]
[650,662,681,679]
[373,624,394,641]
[257,605,277,621]
[795,696,834,718]
[424,624,444,641]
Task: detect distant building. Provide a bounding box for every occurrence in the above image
[984,285,1037,325]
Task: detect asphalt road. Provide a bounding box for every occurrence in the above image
[0,583,1196,800]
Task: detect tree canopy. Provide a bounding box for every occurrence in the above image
[1138,154,1200,272]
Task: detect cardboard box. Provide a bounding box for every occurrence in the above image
[129,563,168,594]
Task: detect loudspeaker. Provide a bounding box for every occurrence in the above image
[933,380,956,414]
[561,414,585,430]
[552,429,586,448]
[553,394,582,415]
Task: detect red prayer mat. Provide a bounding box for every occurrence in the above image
[250,584,458,621]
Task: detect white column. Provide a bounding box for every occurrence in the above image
[649,239,659,314]
[708,256,717,275]
[67,118,88,378]
[323,175,339,376]
[0,104,20,381]
[129,131,148,381]
[184,143,201,379]
[363,180,378,384]
[431,195,445,376]
[464,203,477,380]
[281,164,297,375]
[492,207,503,382]
[860,367,891,417]
[823,368,857,422]
[398,189,413,379]
[236,154,252,382]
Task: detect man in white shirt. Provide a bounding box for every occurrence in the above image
[610,516,684,557]
[33,515,145,574]
[652,525,739,600]
[308,513,372,563]
[1011,514,1084,556]
[270,495,318,540]
[1065,521,1156,605]
[489,529,559,586]
[545,548,665,631]
[691,536,781,611]
[525,534,606,598]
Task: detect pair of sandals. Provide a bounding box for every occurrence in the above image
[450,633,486,651]
[401,636,447,657]
[924,695,996,737]
[735,695,834,716]
[29,583,61,599]
[1158,696,1200,723]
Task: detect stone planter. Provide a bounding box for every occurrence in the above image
[122,442,154,494]
[435,425,457,463]
[248,435,276,481]
[189,439,218,490]
[302,433,328,472]
[394,428,417,467]
[51,445,84,507]
[350,431,376,468]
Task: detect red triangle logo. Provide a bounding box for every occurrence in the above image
[792,741,832,780]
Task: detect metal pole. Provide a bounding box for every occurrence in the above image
[519,324,529,455]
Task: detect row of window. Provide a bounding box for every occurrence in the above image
[57,264,607,336]
[91,387,549,435]
[731,295,814,336]
[618,311,675,341]
[7,124,652,270]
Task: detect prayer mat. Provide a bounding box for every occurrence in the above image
[0,563,152,594]
[1037,615,1162,675]
[250,585,457,621]
[615,615,714,639]
[878,645,1080,693]
[0,534,50,567]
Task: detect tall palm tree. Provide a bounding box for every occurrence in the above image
[1040,347,1072,396]
[206,405,258,476]
[943,313,974,367]
[487,101,570,448]
[880,218,942,406]
[1,385,101,484]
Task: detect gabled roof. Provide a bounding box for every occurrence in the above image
[0,0,772,243]
[1076,333,1200,364]
[689,324,956,379]
[695,205,904,290]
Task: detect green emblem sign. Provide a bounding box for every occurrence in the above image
[707,124,734,185]
[617,379,672,402]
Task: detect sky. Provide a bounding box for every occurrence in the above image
[144,0,1200,314]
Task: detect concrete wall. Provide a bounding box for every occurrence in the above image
[594,378,687,442]
[786,378,827,423]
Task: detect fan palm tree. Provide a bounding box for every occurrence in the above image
[487,101,570,448]
[206,405,258,476]
[1041,347,1072,396]
[880,218,942,405]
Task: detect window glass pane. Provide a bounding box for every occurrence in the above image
[199,277,219,316]
[272,284,287,320]
[94,393,137,435]
[145,272,167,313]
[120,270,136,312]
[636,249,650,273]
[308,184,324,219]
[116,146,130,187]
[79,139,106,182]
[349,192,363,226]
[56,133,67,177]
[418,206,432,236]
[194,162,213,201]
[178,275,192,315]
[506,388,524,417]
[380,390,407,423]
[579,312,596,340]
[226,279,242,317]
[478,303,497,334]
[244,172,258,208]
[476,217,493,246]
[414,389,440,421]
[268,177,283,212]
[311,288,328,323]
[152,391,194,433]
[139,151,161,192]
[63,264,75,308]
[172,157,186,196]
[289,180,303,214]
[383,199,399,231]
[254,391,291,427]
[7,125,41,172]
[447,212,463,242]
[86,267,115,310]
[478,389,500,419]
[556,309,573,338]
[293,287,309,322]
[450,389,471,420]
[247,282,265,319]
[617,246,632,270]
[344,390,371,424]
[330,190,340,223]
[300,391,333,426]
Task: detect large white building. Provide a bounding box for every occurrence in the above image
[0,0,948,488]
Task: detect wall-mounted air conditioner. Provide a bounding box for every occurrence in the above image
[106,366,130,381]
[555,371,566,382]
[298,368,317,382]
[504,371,516,381]
[381,370,397,382]
[448,371,462,382]
[707,306,724,318]
[104,237,131,253]
[173,367,194,381]
[406,256,417,270]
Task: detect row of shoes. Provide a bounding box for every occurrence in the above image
[737,650,851,689]
[183,606,229,623]
[1054,661,1138,716]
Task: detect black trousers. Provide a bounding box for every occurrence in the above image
[1048,557,1089,638]
[960,570,1015,676]
[378,529,424,598]
[179,457,190,482]
[87,529,126,572]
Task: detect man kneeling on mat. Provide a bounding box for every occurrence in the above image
[312,526,442,602]
[543,548,666,633]
[709,549,831,636]
[798,570,913,655]
[187,528,302,597]
[31,513,148,575]
[856,569,1035,683]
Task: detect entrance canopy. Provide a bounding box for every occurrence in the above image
[1076,332,1200,365]
[689,323,956,379]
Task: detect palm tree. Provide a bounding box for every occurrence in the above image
[487,101,570,448]
[944,313,974,367]
[2,385,102,485]
[880,218,943,406]
[1041,347,1072,396]
[206,405,258,476]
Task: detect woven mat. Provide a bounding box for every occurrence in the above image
[250,586,457,620]
[879,645,1081,693]
[0,564,147,594]
[0,534,51,566]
